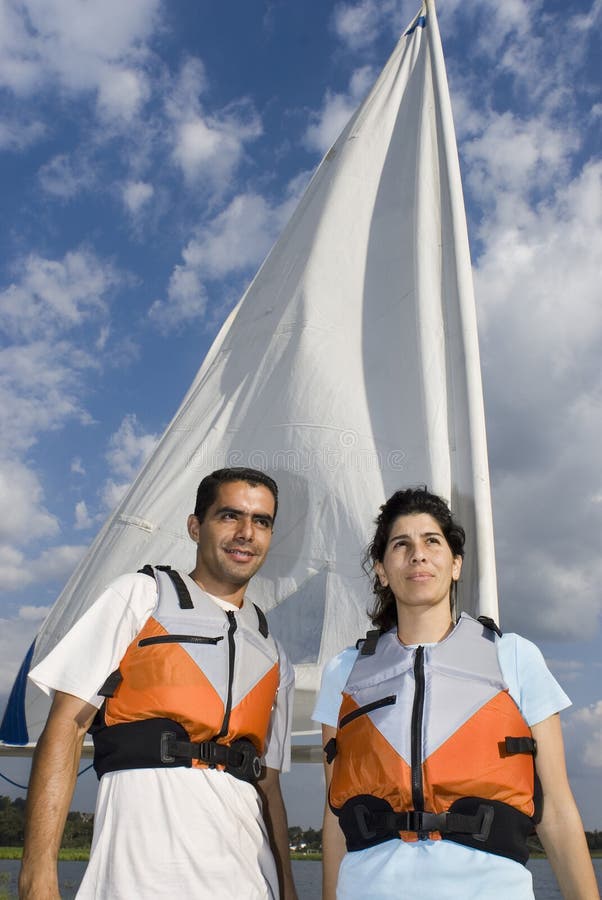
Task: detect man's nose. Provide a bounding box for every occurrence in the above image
[234,515,254,540]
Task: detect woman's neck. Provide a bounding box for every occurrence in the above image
[396,604,454,646]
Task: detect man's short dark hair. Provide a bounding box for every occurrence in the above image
[194,467,279,523]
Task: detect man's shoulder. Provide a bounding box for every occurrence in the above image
[96,569,160,613]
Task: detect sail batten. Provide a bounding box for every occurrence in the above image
[1,0,497,751]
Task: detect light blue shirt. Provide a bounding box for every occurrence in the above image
[313,631,571,900]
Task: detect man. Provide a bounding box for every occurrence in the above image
[19,467,297,899]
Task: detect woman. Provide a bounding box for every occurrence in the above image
[313,487,599,899]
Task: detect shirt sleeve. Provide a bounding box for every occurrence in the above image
[263,639,295,773]
[497,632,571,726]
[311,647,358,728]
[28,572,158,708]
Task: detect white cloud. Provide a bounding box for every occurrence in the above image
[148,267,208,330]
[98,415,159,512]
[71,457,86,476]
[74,500,93,530]
[166,58,262,189]
[38,154,94,198]
[122,180,154,215]
[19,605,51,621]
[100,478,130,511]
[0,116,45,151]
[96,66,149,122]
[567,702,602,770]
[149,177,309,331]
[331,0,406,51]
[0,0,160,122]
[0,460,58,544]
[29,544,87,581]
[0,540,86,591]
[0,249,118,341]
[0,614,40,699]
[304,66,374,154]
[462,112,577,206]
[105,413,159,481]
[465,110,602,642]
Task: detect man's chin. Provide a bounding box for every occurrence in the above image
[221,562,262,585]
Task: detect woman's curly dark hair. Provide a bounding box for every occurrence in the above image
[363,486,465,632]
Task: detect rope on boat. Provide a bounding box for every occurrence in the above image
[0,762,95,792]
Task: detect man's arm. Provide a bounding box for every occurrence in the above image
[533,714,600,899]
[321,724,346,900]
[257,766,298,900]
[19,691,98,900]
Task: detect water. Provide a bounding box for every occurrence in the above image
[0,857,600,898]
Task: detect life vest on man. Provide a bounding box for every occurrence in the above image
[90,566,280,783]
[328,614,540,864]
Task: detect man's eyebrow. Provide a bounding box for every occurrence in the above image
[215,505,274,525]
[388,530,443,544]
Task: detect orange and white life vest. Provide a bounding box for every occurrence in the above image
[91,566,280,781]
[328,614,539,864]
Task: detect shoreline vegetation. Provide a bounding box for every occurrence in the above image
[2,800,601,862]
[1,847,601,862]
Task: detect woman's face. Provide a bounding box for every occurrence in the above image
[374,512,462,612]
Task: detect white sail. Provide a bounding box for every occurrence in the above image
[0,0,497,754]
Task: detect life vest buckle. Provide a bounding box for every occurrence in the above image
[353,803,378,840]
[160,730,177,764]
[471,803,494,842]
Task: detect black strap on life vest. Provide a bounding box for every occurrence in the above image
[504,735,537,756]
[138,564,270,637]
[336,794,534,864]
[324,737,337,764]
[254,603,269,637]
[91,717,262,784]
[477,615,503,637]
[357,629,381,656]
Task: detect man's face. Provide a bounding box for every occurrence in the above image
[187,480,275,597]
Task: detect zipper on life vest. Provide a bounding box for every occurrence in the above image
[411,645,426,826]
[339,695,397,728]
[138,634,224,647]
[216,610,237,738]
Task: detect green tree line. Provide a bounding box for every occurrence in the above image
[2,796,601,854]
[0,796,93,848]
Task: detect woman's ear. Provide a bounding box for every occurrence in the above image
[452,555,463,582]
[374,560,388,588]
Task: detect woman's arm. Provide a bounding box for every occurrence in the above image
[533,713,599,899]
[322,724,347,900]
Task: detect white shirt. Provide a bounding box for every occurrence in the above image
[30,571,295,899]
[312,630,570,900]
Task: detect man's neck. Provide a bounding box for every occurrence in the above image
[187,568,246,608]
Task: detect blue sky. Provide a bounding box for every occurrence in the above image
[0,0,601,829]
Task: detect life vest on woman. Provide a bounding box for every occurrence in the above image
[91,566,280,783]
[328,614,540,864]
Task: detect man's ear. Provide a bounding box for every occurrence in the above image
[187,514,201,542]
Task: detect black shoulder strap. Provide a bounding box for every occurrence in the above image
[253,603,269,638]
[161,567,194,609]
[97,668,123,698]
[477,615,503,638]
[137,564,194,609]
[358,629,381,656]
